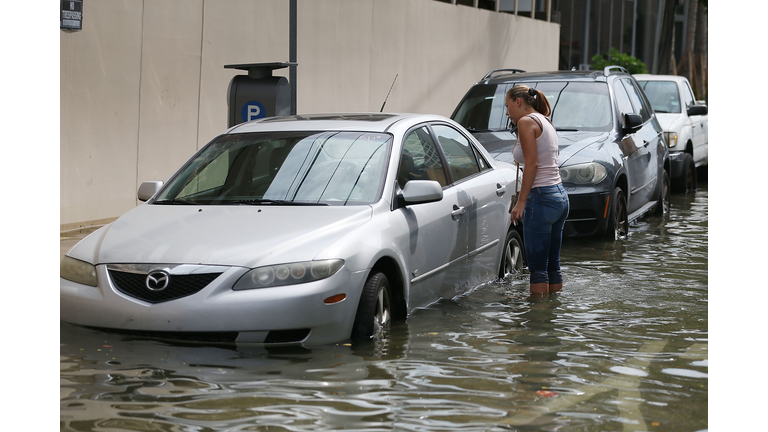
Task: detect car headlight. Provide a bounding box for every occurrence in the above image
[665,132,678,148]
[559,162,608,185]
[60,255,98,287]
[233,259,344,290]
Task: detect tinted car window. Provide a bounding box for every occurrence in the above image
[432,124,482,182]
[537,82,612,131]
[638,81,681,113]
[399,127,448,188]
[621,78,651,122]
[452,83,511,131]
[156,131,392,206]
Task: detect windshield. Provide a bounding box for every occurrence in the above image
[453,81,613,132]
[154,131,392,206]
[637,80,681,113]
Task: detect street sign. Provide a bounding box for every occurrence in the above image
[61,0,83,30]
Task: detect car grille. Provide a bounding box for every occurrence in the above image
[109,270,223,304]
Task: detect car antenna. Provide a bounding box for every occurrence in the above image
[380,74,398,112]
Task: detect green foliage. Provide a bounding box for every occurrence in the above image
[590,48,648,74]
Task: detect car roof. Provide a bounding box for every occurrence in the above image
[225,113,448,134]
[478,68,630,86]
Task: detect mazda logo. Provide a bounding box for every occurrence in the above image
[146,271,170,291]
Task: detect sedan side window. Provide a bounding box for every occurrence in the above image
[432,124,481,183]
[398,127,448,188]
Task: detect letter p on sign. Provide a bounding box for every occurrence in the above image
[241,101,266,123]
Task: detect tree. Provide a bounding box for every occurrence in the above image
[591,48,648,74]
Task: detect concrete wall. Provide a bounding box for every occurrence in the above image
[60,0,559,229]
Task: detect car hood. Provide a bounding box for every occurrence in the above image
[471,130,611,166]
[654,113,683,131]
[68,204,373,268]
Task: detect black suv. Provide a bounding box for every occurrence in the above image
[451,66,671,240]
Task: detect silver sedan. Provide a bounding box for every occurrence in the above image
[60,113,525,346]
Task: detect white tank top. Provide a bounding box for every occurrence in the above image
[513,112,562,188]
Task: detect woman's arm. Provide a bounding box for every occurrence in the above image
[510,116,539,222]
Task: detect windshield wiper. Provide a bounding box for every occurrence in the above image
[556,127,580,132]
[154,198,200,205]
[465,127,493,133]
[232,199,328,206]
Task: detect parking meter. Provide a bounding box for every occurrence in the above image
[225,62,297,127]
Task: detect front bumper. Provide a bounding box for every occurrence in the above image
[60,264,367,346]
[562,188,611,238]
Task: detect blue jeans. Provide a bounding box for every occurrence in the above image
[523,183,570,285]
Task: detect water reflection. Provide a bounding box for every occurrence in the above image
[61,185,708,431]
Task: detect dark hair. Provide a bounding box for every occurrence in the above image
[506,84,551,117]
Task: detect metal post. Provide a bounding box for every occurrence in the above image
[582,0,591,68]
[620,0,625,52]
[289,0,297,115]
[631,0,638,57]
[597,0,602,55]
[546,0,551,21]
[569,0,574,68]
[609,0,613,50]
[652,0,663,74]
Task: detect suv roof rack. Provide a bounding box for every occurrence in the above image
[483,69,526,80]
[603,65,628,76]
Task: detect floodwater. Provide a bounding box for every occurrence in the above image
[60,184,708,432]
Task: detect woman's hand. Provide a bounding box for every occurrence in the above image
[510,200,525,224]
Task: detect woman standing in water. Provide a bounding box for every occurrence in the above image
[507,85,570,298]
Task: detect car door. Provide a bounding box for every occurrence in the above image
[394,125,467,310]
[681,79,708,162]
[625,78,662,209]
[613,78,654,213]
[430,123,508,290]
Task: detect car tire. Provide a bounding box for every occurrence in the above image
[605,187,628,240]
[498,229,525,279]
[672,153,697,194]
[351,272,392,342]
[655,170,671,216]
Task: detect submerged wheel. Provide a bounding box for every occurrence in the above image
[499,229,525,279]
[605,187,628,240]
[672,153,697,194]
[655,170,671,216]
[351,272,392,342]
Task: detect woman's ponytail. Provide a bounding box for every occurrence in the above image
[507,85,552,117]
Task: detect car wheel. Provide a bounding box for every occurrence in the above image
[605,187,628,240]
[351,272,392,342]
[655,170,671,215]
[672,153,697,194]
[499,229,525,279]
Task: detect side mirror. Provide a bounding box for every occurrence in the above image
[687,104,708,116]
[400,180,443,205]
[622,113,643,133]
[138,181,164,202]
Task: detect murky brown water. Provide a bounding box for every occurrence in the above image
[61,184,708,432]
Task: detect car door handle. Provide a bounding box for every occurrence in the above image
[451,205,466,217]
[496,183,506,197]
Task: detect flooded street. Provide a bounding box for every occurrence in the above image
[61,184,708,432]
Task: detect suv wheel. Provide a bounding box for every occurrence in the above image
[605,187,628,240]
